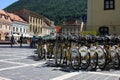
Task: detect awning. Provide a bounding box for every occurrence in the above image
[13,34,20,37]
[23,34,33,38]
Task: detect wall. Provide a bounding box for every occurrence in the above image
[87,0,120,34]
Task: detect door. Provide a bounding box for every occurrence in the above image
[99,26,109,35]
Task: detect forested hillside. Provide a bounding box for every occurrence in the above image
[4,0,87,25]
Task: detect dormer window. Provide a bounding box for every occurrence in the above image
[0,15,2,18]
[0,24,2,28]
[5,16,8,20]
[104,0,115,10]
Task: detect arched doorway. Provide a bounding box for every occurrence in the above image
[99,26,109,35]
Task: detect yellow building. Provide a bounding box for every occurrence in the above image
[14,9,55,36]
[87,0,120,35]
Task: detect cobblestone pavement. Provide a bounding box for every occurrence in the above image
[0,44,120,80]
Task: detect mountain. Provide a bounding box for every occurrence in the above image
[4,0,87,25]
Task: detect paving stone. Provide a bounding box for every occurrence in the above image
[6,58,40,64]
[0,62,20,69]
[0,44,120,80]
[0,66,67,80]
[0,56,18,60]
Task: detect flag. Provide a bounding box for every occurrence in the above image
[80,22,84,32]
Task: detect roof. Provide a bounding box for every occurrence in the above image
[63,19,81,26]
[15,9,43,18]
[44,18,51,26]
[0,10,8,16]
[14,9,52,26]
[56,26,62,33]
[0,10,12,23]
[7,13,27,23]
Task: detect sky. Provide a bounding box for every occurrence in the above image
[0,0,18,9]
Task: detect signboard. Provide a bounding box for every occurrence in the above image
[82,15,87,23]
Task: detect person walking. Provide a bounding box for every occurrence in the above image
[14,37,19,46]
[31,36,36,48]
[19,34,23,47]
[10,35,14,47]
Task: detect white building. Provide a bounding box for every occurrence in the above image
[41,18,55,36]
[8,13,29,37]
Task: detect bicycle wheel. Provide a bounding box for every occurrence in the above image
[113,52,120,69]
[80,46,91,70]
[38,45,45,59]
[62,48,68,66]
[54,44,62,66]
[37,45,42,59]
[97,47,107,70]
[116,47,120,69]
[47,44,53,59]
[110,47,120,69]
[70,48,81,69]
[89,47,98,70]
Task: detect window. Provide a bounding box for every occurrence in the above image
[16,28,18,32]
[20,28,22,32]
[0,24,2,28]
[9,26,11,30]
[7,26,9,30]
[24,29,26,33]
[41,28,42,33]
[33,18,35,23]
[6,25,7,29]
[13,27,15,31]
[30,25,32,31]
[36,18,37,24]
[104,0,115,10]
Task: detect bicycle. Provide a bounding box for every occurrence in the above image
[69,42,81,69]
[88,44,98,70]
[97,45,107,70]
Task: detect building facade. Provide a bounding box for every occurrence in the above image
[61,19,81,35]
[14,9,55,36]
[0,10,12,40]
[87,0,120,35]
[8,13,29,37]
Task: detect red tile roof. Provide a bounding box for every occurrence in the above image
[0,10,8,16]
[14,9,52,25]
[56,26,62,34]
[0,10,12,23]
[7,13,27,23]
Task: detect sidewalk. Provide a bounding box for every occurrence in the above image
[0,40,11,44]
[0,44,31,48]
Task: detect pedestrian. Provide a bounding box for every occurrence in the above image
[10,35,14,47]
[32,36,36,48]
[19,34,23,47]
[14,37,19,46]
[29,38,32,48]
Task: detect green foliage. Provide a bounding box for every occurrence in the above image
[82,31,99,35]
[4,0,87,25]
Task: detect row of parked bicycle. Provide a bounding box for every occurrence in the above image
[35,34,120,70]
